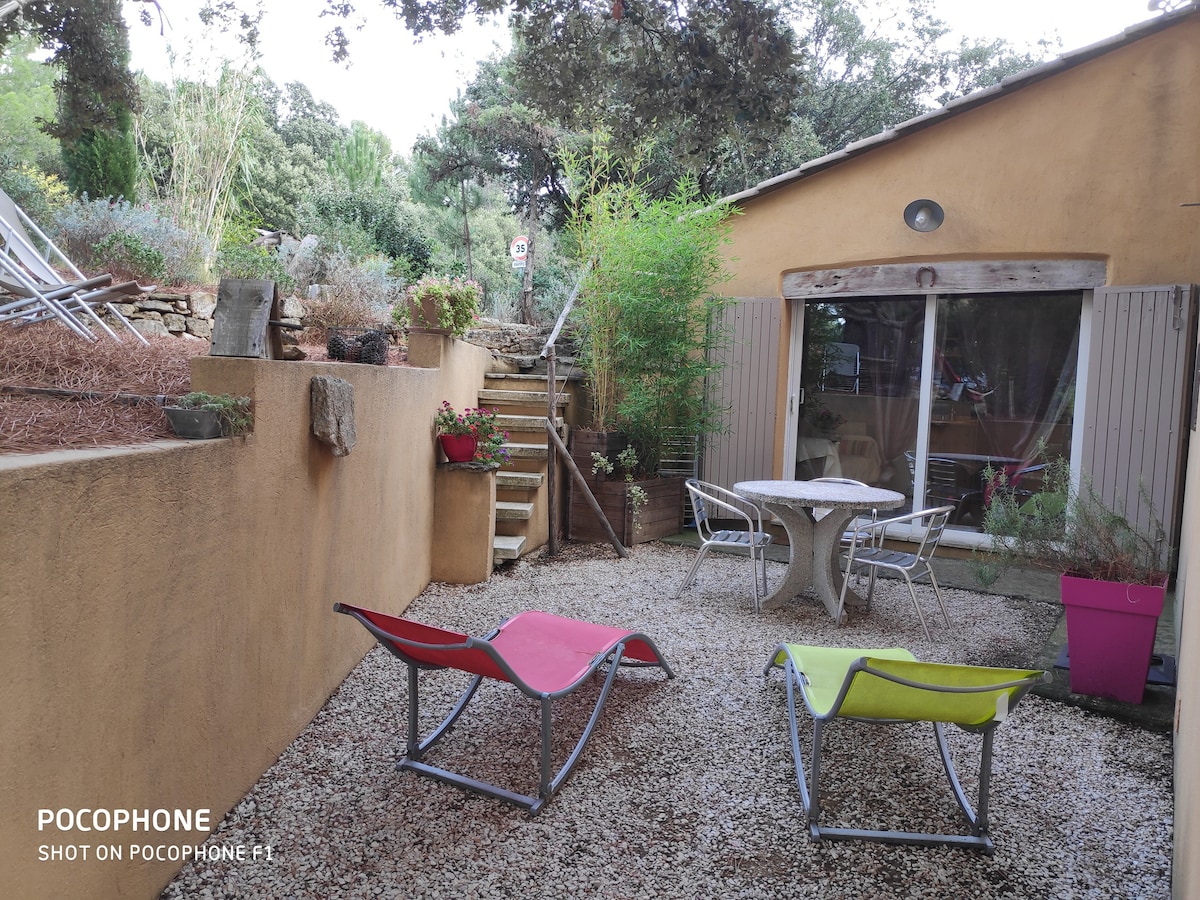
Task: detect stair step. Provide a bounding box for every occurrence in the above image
[497,471,544,490]
[504,442,548,460]
[479,389,570,407]
[496,500,534,521]
[496,413,563,432]
[493,534,526,561]
[486,372,576,383]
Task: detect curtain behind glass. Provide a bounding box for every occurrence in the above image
[936,293,1081,463]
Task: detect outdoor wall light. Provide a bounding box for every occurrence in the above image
[903,199,944,232]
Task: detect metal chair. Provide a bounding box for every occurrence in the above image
[763,643,1050,852]
[926,457,983,525]
[821,341,860,393]
[674,478,773,612]
[837,505,956,639]
[811,475,876,549]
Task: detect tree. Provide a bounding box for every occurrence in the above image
[412,99,491,282]
[148,61,261,271]
[784,0,1043,157]
[328,122,386,191]
[412,57,573,323]
[1,0,147,198]
[277,82,346,159]
[0,35,61,174]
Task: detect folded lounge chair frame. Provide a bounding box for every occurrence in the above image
[0,187,149,343]
[335,602,675,814]
[764,643,1049,853]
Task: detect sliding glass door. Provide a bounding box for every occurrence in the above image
[799,291,1082,534]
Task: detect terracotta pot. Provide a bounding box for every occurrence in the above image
[407,295,452,335]
[438,433,477,463]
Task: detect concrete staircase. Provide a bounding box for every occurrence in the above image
[480,373,574,564]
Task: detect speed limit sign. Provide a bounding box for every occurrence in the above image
[510,235,529,261]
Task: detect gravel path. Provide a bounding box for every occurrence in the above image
[162,542,1173,899]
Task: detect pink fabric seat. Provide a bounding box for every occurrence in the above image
[334,603,675,813]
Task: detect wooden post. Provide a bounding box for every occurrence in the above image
[545,422,628,558]
[546,349,559,556]
[210,278,275,358]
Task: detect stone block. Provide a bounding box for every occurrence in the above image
[281,295,305,319]
[185,317,213,339]
[310,375,356,457]
[190,291,217,319]
[136,298,175,313]
[131,318,170,338]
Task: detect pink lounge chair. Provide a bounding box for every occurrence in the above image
[334,603,675,814]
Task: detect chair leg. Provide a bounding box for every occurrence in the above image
[749,545,767,612]
[672,545,712,600]
[933,721,995,848]
[927,566,952,626]
[402,666,486,761]
[902,572,933,641]
[538,643,628,810]
[783,659,821,838]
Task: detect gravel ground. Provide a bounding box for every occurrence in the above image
[162,542,1173,899]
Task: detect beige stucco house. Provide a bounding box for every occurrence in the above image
[708,6,1199,896]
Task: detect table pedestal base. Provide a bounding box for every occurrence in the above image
[760,503,867,619]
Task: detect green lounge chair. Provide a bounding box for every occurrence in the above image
[764,643,1049,853]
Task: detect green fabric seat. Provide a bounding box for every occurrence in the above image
[764,642,1049,853]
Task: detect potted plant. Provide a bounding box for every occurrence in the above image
[568,445,684,545]
[164,391,253,439]
[398,275,481,338]
[973,453,1171,703]
[434,401,511,465]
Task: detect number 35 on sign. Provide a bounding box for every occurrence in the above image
[510,235,528,269]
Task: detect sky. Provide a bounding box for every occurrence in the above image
[122,0,1163,154]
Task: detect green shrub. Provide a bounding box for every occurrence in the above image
[92,231,167,283]
[568,161,737,475]
[215,243,296,294]
[297,184,432,275]
[53,196,209,284]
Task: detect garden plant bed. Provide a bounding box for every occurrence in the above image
[0,325,199,454]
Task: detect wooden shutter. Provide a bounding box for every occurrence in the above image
[1082,285,1197,553]
[703,297,781,488]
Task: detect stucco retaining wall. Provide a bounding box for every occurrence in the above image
[0,336,493,899]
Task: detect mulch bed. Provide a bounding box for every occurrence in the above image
[0,324,200,454]
[0,326,412,455]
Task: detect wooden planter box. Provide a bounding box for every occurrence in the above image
[568,431,684,544]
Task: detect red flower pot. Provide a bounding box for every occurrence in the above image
[438,433,477,463]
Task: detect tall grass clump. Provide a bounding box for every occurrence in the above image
[567,141,737,475]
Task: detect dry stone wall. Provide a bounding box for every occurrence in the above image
[103,291,307,343]
[101,296,572,371]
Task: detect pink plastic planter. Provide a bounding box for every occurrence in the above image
[1060,573,1166,704]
